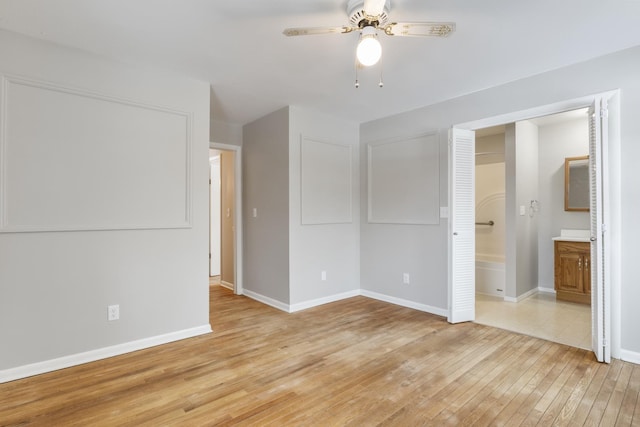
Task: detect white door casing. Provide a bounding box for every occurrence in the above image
[209,156,221,276]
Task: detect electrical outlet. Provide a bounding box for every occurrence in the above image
[321,271,327,281]
[108,304,120,321]
[403,273,410,284]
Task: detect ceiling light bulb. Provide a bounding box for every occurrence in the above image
[356,26,381,67]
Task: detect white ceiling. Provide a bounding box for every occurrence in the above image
[1,0,639,126]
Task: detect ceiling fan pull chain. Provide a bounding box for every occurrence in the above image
[355,58,360,88]
[379,55,384,88]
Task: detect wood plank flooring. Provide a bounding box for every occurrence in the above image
[1,285,639,426]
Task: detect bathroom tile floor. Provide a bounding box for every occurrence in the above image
[475,292,592,350]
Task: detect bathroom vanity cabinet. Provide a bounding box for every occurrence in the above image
[554,240,591,304]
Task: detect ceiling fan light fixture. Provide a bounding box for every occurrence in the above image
[356,26,381,66]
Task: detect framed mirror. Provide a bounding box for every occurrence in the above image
[564,155,590,211]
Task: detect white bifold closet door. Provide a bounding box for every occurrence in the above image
[448,128,475,323]
[589,98,611,363]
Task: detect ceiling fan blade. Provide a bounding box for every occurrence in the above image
[382,22,456,37]
[283,26,356,37]
[363,0,386,17]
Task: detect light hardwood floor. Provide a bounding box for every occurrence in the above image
[1,285,639,426]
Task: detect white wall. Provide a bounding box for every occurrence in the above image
[537,117,590,288]
[475,133,506,259]
[360,45,640,357]
[289,107,360,307]
[0,30,211,377]
[475,163,505,258]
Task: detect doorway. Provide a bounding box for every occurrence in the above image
[449,92,621,363]
[209,143,243,295]
[472,110,591,350]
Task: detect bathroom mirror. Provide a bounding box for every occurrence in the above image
[564,155,590,211]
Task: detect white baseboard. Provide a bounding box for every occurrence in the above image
[620,349,640,365]
[242,289,290,312]
[243,288,448,318]
[504,287,538,303]
[220,280,234,291]
[0,324,212,384]
[361,289,448,317]
[475,290,504,298]
[289,290,361,313]
[537,286,556,294]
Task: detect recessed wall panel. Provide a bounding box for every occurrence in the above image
[301,137,352,225]
[0,77,191,232]
[368,133,439,224]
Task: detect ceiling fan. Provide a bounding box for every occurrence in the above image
[283,0,455,70]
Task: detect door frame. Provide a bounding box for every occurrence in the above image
[449,90,621,360]
[209,154,221,276]
[210,142,243,295]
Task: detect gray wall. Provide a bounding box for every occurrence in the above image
[0,30,211,372]
[211,118,242,147]
[242,107,290,303]
[513,121,540,298]
[360,45,640,356]
[289,107,360,306]
[360,129,449,310]
[537,117,590,288]
[242,106,360,308]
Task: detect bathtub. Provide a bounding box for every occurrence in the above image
[475,254,505,297]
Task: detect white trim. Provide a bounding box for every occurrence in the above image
[503,287,537,303]
[244,287,448,317]
[220,280,234,291]
[475,291,504,298]
[361,289,448,317]
[455,91,619,132]
[289,290,361,313]
[300,135,353,225]
[242,289,290,313]
[537,286,556,294]
[1,74,193,233]
[367,132,440,225]
[210,142,243,296]
[0,325,212,384]
[620,350,640,366]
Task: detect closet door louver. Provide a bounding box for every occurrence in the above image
[448,128,475,323]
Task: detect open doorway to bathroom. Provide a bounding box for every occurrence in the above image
[473,109,592,349]
[209,143,243,294]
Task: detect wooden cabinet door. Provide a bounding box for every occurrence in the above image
[554,240,591,304]
[556,251,584,294]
